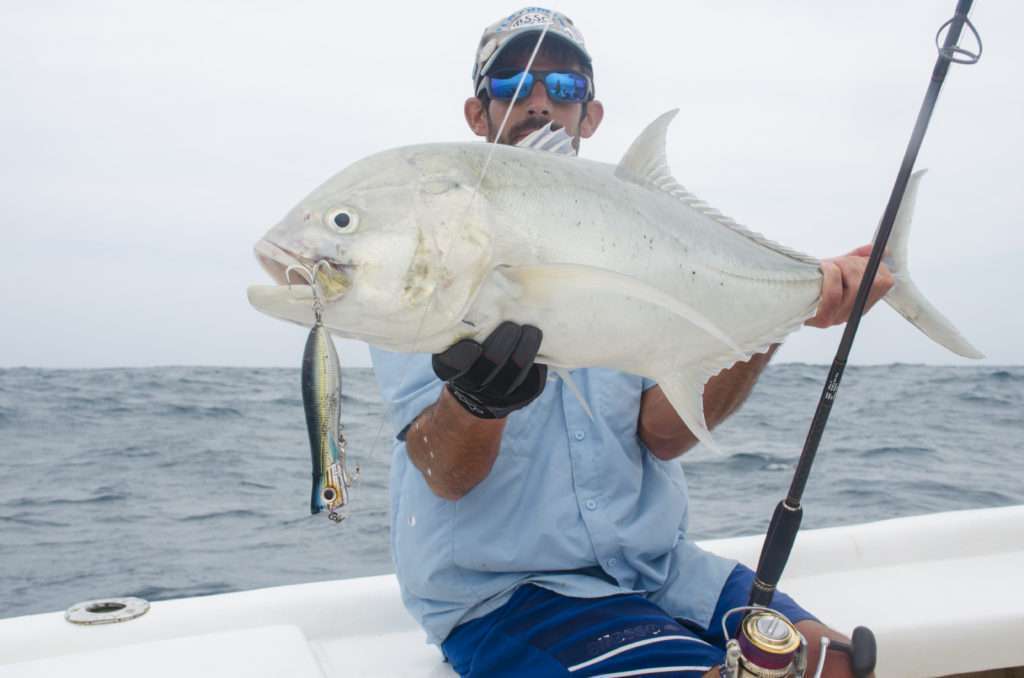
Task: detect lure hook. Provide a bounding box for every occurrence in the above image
[284,261,332,324]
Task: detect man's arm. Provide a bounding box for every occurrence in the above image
[639,346,777,460]
[404,389,507,501]
[639,250,895,460]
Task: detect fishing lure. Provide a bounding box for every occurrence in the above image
[291,263,354,523]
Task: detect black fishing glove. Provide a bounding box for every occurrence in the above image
[432,321,547,420]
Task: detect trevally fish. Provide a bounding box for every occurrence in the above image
[301,303,353,522]
[248,110,982,452]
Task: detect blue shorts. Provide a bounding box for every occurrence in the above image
[442,564,816,677]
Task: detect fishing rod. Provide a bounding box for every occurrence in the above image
[723,2,983,676]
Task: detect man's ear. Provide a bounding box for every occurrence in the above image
[579,100,604,139]
[464,97,490,138]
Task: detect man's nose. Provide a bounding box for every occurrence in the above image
[523,80,551,117]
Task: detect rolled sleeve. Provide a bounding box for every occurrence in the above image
[369,347,443,440]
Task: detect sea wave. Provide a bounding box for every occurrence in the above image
[3,493,128,508]
[129,582,236,601]
[178,509,267,522]
[0,513,71,528]
[159,404,244,418]
[859,445,936,458]
[957,392,1016,407]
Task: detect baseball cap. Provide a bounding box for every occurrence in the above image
[472,7,592,90]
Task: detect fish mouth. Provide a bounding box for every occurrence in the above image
[254,239,351,301]
[254,239,299,285]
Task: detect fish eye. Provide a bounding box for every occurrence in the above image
[322,487,336,502]
[325,208,359,233]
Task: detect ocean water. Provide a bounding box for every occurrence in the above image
[1,364,1022,620]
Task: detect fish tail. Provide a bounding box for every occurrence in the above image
[881,170,984,359]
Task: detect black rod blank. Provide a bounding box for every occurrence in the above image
[749,0,979,607]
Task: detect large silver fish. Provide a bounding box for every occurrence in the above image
[301,309,352,522]
[249,111,982,452]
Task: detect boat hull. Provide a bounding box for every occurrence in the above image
[2,506,1023,677]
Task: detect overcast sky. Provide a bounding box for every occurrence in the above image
[1,1,1019,368]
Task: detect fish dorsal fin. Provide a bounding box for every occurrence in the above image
[616,110,819,267]
[516,122,577,155]
[615,109,680,186]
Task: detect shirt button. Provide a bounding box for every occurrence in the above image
[574,431,585,441]
[585,499,597,510]
[607,558,618,568]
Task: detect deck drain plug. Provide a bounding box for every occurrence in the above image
[65,597,150,625]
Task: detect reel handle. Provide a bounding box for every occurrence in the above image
[827,626,877,678]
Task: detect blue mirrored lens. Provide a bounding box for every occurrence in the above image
[544,72,588,102]
[489,72,535,100]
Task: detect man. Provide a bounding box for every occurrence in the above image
[371,7,891,676]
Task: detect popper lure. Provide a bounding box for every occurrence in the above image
[289,263,355,524]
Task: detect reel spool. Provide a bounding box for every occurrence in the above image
[722,608,806,678]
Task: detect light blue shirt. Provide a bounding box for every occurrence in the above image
[371,347,735,645]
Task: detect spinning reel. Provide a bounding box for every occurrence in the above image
[720,606,875,678]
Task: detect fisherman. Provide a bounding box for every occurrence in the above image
[370,7,892,677]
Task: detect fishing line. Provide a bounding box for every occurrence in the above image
[359,19,554,471]
[471,17,554,199]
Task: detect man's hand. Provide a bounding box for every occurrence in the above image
[806,245,895,329]
[433,321,547,420]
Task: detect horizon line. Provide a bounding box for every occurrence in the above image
[1,362,1018,371]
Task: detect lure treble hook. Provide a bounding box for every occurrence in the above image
[284,261,332,324]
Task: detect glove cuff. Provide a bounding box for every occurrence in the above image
[445,383,505,420]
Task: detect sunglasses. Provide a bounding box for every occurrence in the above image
[478,69,594,103]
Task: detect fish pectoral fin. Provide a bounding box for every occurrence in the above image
[498,263,743,357]
[653,365,724,456]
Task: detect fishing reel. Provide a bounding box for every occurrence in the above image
[720,607,876,678]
